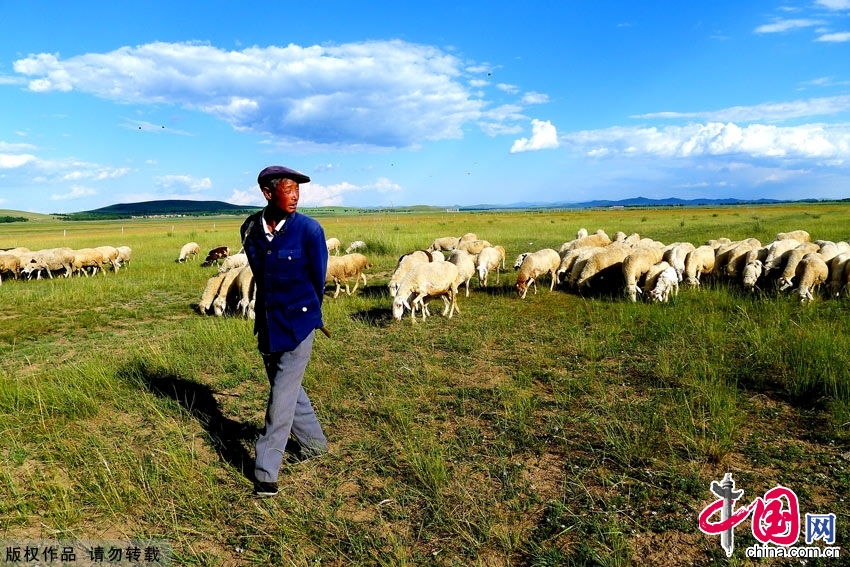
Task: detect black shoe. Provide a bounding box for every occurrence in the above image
[253,481,278,498]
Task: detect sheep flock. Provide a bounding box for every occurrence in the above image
[0,245,132,283]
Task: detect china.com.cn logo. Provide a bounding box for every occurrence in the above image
[698,473,840,559]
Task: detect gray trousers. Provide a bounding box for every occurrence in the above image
[254,331,327,483]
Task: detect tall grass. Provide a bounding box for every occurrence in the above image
[1,204,849,565]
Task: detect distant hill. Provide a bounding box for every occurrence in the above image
[456,196,796,210]
[61,200,262,220]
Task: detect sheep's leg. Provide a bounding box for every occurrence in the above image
[495,268,500,285]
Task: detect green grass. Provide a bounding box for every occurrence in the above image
[1,204,849,566]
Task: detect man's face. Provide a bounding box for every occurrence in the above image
[263,178,299,214]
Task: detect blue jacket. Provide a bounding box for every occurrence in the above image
[240,211,328,353]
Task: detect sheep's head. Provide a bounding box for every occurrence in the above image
[515,279,528,296]
[391,297,407,321]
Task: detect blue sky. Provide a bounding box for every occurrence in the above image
[1,1,849,214]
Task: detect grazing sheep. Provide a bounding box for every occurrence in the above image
[0,253,21,284]
[94,246,121,272]
[388,250,434,297]
[827,252,850,297]
[715,240,760,279]
[648,266,679,303]
[777,243,821,290]
[201,246,230,267]
[741,260,764,291]
[565,232,612,252]
[457,239,493,255]
[575,243,630,291]
[427,249,446,262]
[762,238,803,274]
[427,236,460,252]
[775,230,810,243]
[815,241,843,263]
[326,253,372,298]
[576,228,589,239]
[235,265,255,317]
[622,246,664,301]
[642,261,673,296]
[392,261,461,322]
[661,242,696,282]
[116,246,132,268]
[177,242,200,263]
[513,252,530,271]
[795,253,829,302]
[71,248,107,277]
[515,248,561,299]
[212,263,247,316]
[218,252,248,274]
[198,272,228,315]
[565,246,607,289]
[683,245,717,287]
[345,240,366,254]
[447,249,476,297]
[476,245,506,287]
[459,233,478,244]
[20,248,75,279]
[326,237,341,255]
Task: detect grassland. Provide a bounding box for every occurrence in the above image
[1,204,849,566]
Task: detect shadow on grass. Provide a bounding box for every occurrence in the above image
[117,360,258,482]
[350,307,394,327]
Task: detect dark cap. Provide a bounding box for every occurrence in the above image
[257,165,311,187]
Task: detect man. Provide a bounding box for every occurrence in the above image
[240,165,329,497]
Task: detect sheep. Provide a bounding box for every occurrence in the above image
[0,253,21,284]
[427,236,460,252]
[661,242,696,282]
[476,245,506,287]
[648,265,679,303]
[622,232,642,247]
[564,232,612,252]
[326,253,372,298]
[775,230,810,243]
[235,265,255,317]
[326,237,341,255]
[575,243,630,291]
[643,261,673,296]
[565,246,607,289]
[116,246,132,268]
[456,239,493,255]
[459,233,478,244]
[513,253,530,271]
[447,249,476,297]
[71,248,107,277]
[177,242,200,263]
[777,243,821,290]
[392,261,461,322]
[515,248,561,299]
[95,246,121,272]
[715,240,760,279]
[622,246,664,301]
[815,241,843,263]
[20,248,75,279]
[388,250,434,297]
[795,253,829,303]
[198,272,228,315]
[218,252,248,274]
[827,252,850,297]
[741,260,764,291]
[576,227,589,239]
[762,238,803,274]
[427,249,446,262]
[212,264,247,316]
[201,246,230,267]
[345,240,366,254]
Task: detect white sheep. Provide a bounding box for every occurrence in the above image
[741,260,764,291]
[388,250,434,297]
[576,227,589,239]
[642,261,673,296]
[345,240,366,254]
[0,253,21,284]
[515,248,561,299]
[795,253,829,302]
[71,248,107,277]
[513,252,530,271]
[775,230,810,243]
[427,236,460,252]
[456,239,492,255]
[565,246,607,289]
[326,237,341,255]
[815,241,843,263]
[198,272,228,315]
[762,238,803,274]
[326,253,372,298]
[95,246,121,272]
[177,242,200,263]
[212,264,247,316]
[622,246,664,302]
[575,243,630,291]
[777,243,821,290]
[447,249,476,297]
[661,242,696,282]
[826,252,850,297]
[648,265,679,303]
[563,232,612,252]
[235,265,255,317]
[20,248,75,279]
[116,246,132,269]
[683,245,716,287]
[476,245,506,287]
[459,233,478,244]
[392,261,461,322]
[218,252,248,274]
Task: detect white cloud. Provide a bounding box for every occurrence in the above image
[816,0,850,10]
[510,119,560,153]
[497,83,519,94]
[50,185,97,200]
[634,95,850,123]
[228,188,265,207]
[521,92,550,105]
[816,31,850,42]
[11,40,535,149]
[230,177,401,207]
[561,122,850,163]
[155,175,213,192]
[754,19,823,33]
[0,154,36,168]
